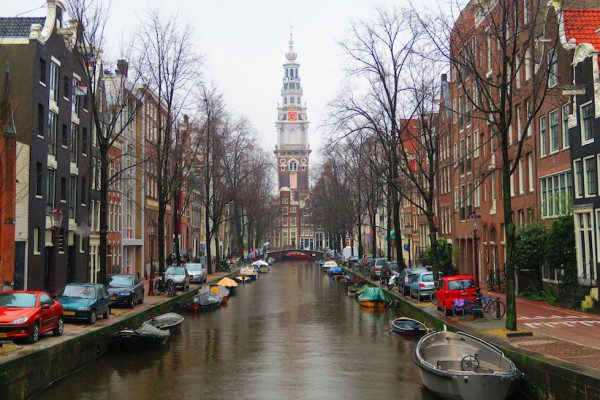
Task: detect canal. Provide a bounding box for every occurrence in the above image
[35,261,434,400]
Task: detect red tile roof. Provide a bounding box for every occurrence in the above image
[563,9,600,50]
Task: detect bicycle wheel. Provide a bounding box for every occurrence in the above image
[429,291,437,306]
[480,297,495,318]
[452,305,464,318]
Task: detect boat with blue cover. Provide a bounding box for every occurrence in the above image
[391,317,429,336]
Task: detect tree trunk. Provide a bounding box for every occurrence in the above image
[98,146,109,283]
[369,208,377,259]
[157,200,166,274]
[427,203,440,281]
[386,192,392,261]
[214,233,220,266]
[502,161,517,331]
[356,222,363,258]
[392,189,405,269]
[172,189,180,262]
[233,203,243,253]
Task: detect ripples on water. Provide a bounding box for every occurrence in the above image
[36,262,436,400]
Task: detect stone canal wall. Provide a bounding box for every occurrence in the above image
[345,267,600,400]
[0,273,235,400]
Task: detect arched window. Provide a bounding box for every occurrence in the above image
[291,97,295,103]
[289,161,298,171]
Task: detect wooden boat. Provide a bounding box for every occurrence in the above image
[414,331,521,400]
[358,287,389,309]
[188,292,221,312]
[210,285,230,303]
[284,251,310,260]
[145,312,184,334]
[391,317,428,336]
[112,322,171,350]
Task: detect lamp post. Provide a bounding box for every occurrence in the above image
[48,207,64,297]
[148,222,156,295]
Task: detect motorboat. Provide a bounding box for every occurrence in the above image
[357,287,389,310]
[188,292,221,312]
[321,260,338,271]
[145,312,184,334]
[235,275,251,284]
[252,260,271,273]
[414,331,521,400]
[217,277,238,296]
[210,285,230,303]
[266,257,275,265]
[112,322,171,350]
[284,251,310,260]
[391,317,428,336]
[240,266,259,280]
[329,266,344,275]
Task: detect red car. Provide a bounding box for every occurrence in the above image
[435,275,479,315]
[0,291,64,343]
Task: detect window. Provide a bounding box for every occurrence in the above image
[82,127,88,155]
[33,228,41,255]
[37,104,45,136]
[60,124,67,147]
[60,177,66,201]
[526,99,532,136]
[81,177,87,205]
[289,161,298,171]
[562,103,570,148]
[525,49,531,81]
[49,61,59,101]
[39,59,46,84]
[466,135,472,172]
[48,112,57,155]
[454,188,459,211]
[527,153,534,192]
[574,159,583,198]
[71,123,78,163]
[71,79,80,116]
[549,109,559,153]
[539,115,547,157]
[459,139,465,175]
[63,76,69,99]
[518,159,524,194]
[291,97,295,103]
[548,49,558,88]
[516,105,522,139]
[581,103,593,144]
[510,170,515,197]
[474,179,480,207]
[584,156,597,197]
[540,171,572,218]
[46,169,56,214]
[69,175,77,219]
[36,163,43,196]
[460,185,466,220]
[523,0,529,24]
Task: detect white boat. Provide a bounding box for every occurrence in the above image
[414,331,521,400]
[320,260,338,271]
[252,260,271,273]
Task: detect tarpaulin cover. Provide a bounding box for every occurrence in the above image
[358,287,389,302]
[329,267,343,274]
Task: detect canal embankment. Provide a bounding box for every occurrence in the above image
[0,270,236,400]
[344,267,600,400]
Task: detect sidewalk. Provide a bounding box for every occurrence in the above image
[356,270,600,374]
[0,270,232,361]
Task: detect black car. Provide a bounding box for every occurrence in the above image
[106,274,145,307]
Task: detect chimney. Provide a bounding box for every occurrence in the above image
[183,114,189,124]
[441,73,447,82]
[117,59,129,77]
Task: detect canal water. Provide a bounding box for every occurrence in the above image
[36,261,434,400]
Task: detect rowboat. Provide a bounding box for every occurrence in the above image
[391,317,428,336]
[217,277,238,296]
[414,331,521,400]
[240,266,259,280]
[188,292,221,312]
[357,287,389,309]
[210,285,230,303]
[145,312,184,334]
[112,322,171,350]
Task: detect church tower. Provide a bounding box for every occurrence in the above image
[274,32,311,249]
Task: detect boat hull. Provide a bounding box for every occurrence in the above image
[358,300,388,309]
[418,368,517,400]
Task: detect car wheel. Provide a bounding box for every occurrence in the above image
[103,308,110,319]
[27,322,39,343]
[139,292,144,304]
[89,311,97,324]
[418,291,423,302]
[129,298,135,308]
[442,302,450,316]
[52,318,64,336]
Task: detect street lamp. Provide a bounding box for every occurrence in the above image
[148,222,156,295]
[48,207,64,297]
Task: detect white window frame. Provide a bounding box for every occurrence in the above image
[518,158,524,194]
[527,153,534,192]
[583,155,598,198]
[562,103,570,149]
[549,109,559,154]
[548,49,558,88]
[540,115,547,157]
[580,101,594,145]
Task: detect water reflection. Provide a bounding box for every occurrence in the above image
[36,262,434,400]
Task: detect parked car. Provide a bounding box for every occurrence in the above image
[106,274,145,307]
[401,267,429,296]
[408,271,438,301]
[436,275,479,315]
[0,291,63,343]
[185,263,207,284]
[370,258,388,280]
[57,283,112,324]
[165,266,190,292]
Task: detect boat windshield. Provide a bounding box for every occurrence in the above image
[185,264,203,272]
[107,276,133,287]
[0,293,37,308]
[62,285,97,299]
[448,279,475,290]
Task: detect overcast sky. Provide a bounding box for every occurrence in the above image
[3,0,417,161]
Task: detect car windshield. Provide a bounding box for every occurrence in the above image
[421,274,434,283]
[107,276,133,287]
[388,263,398,270]
[186,265,202,272]
[0,293,37,308]
[62,285,97,299]
[448,279,475,290]
[166,267,186,275]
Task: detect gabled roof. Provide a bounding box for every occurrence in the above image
[0,17,45,38]
[563,9,600,51]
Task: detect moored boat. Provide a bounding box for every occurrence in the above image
[217,277,238,296]
[414,331,521,400]
[210,285,230,303]
[235,275,251,284]
[240,266,259,280]
[112,322,171,350]
[146,312,184,334]
[391,317,428,336]
[347,283,363,296]
[284,251,309,260]
[357,287,389,309]
[329,267,344,275]
[188,292,221,312]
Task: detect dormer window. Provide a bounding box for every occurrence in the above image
[56,7,63,29]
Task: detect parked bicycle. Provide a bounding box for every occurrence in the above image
[486,269,506,293]
[452,291,506,320]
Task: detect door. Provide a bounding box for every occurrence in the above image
[14,242,26,290]
[39,293,55,332]
[134,276,142,302]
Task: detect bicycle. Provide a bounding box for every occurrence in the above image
[487,269,507,293]
[452,293,506,320]
[429,291,437,306]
